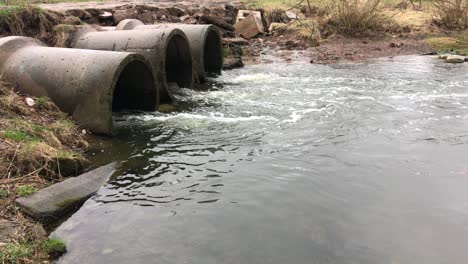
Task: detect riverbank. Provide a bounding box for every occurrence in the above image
[0,0,466,263]
[0,82,88,263]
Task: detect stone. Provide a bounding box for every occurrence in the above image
[16,162,117,221]
[0,219,15,243]
[113,9,139,25]
[285,11,298,20]
[235,14,264,39]
[438,54,451,59]
[99,11,113,20]
[446,55,465,63]
[268,22,287,33]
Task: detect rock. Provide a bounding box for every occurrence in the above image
[179,15,191,22]
[223,59,244,70]
[438,54,451,59]
[113,9,139,25]
[165,7,186,17]
[99,11,113,20]
[16,162,117,221]
[446,55,465,63]
[268,22,287,33]
[285,11,298,20]
[199,15,235,31]
[0,219,15,243]
[235,14,264,39]
[140,12,154,24]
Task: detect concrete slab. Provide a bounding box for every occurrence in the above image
[235,14,264,39]
[16,162,117,221]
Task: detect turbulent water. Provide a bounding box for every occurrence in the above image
[54,56,468,264]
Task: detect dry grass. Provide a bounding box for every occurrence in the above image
[430,0,468,30]
[326,0,395,36]
[0,82,86,263]
[0,5,61,43]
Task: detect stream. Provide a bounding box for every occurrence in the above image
[54,56,468,264]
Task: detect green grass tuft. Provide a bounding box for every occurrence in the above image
[0,243,33,264]
[17,185,37,197]
[0,188,9,199]
[44,238,67,258]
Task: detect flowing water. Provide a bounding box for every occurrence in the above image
[54,56,468,264]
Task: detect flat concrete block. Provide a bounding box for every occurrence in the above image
[235,10,264,39]
[16,162,117,221]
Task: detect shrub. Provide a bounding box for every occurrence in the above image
[431,0,468,30]
[327,0,389,36]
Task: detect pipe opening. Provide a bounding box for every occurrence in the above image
[165,35,193,89]
[204,30,223,76]
[112,60,156,112]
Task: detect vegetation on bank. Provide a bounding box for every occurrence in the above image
[0,82,86,263]
[247,0,467,53]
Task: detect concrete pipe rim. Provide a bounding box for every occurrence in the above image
[162,28,195,98]
[202,26,224,78]
[116,19,144,31]
[108,54,158,134]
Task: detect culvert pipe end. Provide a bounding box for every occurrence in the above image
[115,19,145,31]
[115,20,224,83]
[72,28,194,104]
[0,36,157,135]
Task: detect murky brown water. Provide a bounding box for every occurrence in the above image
[54,56,468,264]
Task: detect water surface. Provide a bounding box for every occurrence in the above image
[55,56,468,264]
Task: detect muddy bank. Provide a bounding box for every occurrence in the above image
[0,1,449,65]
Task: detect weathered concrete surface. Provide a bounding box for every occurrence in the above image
[116,19,223,83]
[72,26,194,103]
[0,36,156,135]
[15,163,117,221]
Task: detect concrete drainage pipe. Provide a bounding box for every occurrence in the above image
[71,27,194,103]
[0,36,156,135]
[116,19,223,83]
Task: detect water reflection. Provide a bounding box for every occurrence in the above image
[54,56,468,264]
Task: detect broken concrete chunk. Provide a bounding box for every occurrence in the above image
[235,13,264,39]
[16,162,118,221]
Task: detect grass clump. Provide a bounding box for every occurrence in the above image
[426,34,468,55]
[0,82,88,180]
[0,188,8,199]
[327,0,393,36]
[0,242,33,264]
[16,185,37,197]
[44,238,67,259]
